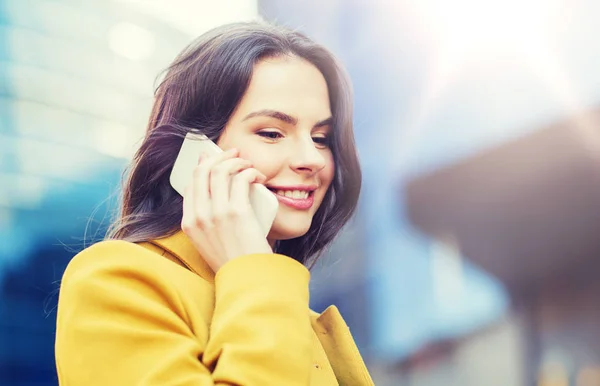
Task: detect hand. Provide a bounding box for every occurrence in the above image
[181,148,273,273]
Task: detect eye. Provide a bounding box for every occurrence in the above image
[257,130,283,141]
[312,136,330,148]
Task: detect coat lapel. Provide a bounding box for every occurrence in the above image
[311,306,374,386]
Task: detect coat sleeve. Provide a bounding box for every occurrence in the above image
[55,241,313,386]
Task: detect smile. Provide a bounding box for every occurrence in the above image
[274,190,309,199]
[266,185,317,210]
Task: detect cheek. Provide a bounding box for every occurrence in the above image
[238,148,281,178]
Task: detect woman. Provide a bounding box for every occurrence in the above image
[55,22,373,385]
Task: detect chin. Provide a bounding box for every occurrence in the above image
[267,213,313,241]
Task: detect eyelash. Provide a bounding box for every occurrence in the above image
[257,131,283,140]
[257,130,330,147]
[312,137,330,147]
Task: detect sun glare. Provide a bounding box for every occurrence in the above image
[392,0,590,169]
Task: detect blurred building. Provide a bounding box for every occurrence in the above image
[406,110,600,386]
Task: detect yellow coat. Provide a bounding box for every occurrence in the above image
[55,231,374,385]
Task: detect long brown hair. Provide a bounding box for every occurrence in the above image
[107,21,361,266]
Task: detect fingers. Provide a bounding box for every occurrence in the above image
[229,168,268,208]
[189,148,238,227]
[181,183,222,266]
[210,157,253,213]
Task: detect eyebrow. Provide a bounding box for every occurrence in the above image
[242,109,333,129]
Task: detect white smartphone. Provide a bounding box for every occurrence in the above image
[170,132,279,237]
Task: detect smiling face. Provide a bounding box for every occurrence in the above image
[217,55,335,242]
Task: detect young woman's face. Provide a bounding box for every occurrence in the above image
[218,56,335,242]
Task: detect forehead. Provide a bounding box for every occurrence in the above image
[234,56,332,120]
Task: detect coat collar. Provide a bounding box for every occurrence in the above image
[148,231,373,386]
[148,231,216,283]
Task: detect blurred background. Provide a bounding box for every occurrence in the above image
[2,0,600,385]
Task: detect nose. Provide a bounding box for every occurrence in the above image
[289,136,327,175]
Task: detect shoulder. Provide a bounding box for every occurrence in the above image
[59,240,164,295]
[71,239,158,262]
[60,240,207,297]
[58,240,215,325]
[63,240,165,279]
[56,240,214,355]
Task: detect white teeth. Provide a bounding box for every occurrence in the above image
[275,190,309,199]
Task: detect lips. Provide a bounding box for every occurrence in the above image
[266,186,317,210]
